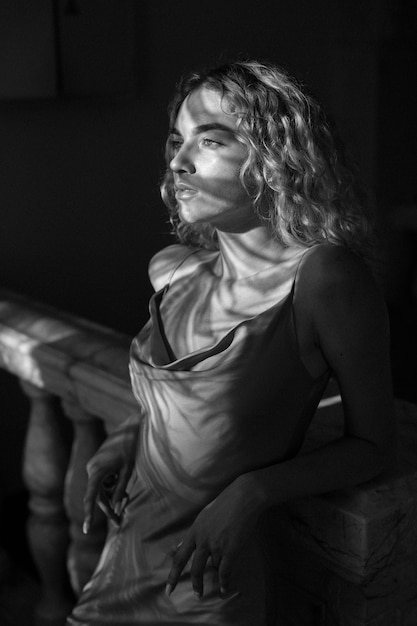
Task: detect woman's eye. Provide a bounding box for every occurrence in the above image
[201,138,221,148]
[169,139,183,153]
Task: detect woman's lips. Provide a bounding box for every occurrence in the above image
[175,187,198,200]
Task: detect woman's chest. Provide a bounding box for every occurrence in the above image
[158,269,296,357]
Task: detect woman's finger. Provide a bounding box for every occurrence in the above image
[83,470,103,534]
[211,550,222,570]
[218,553,234,597]
[111,467,131,505]
[97,491,121,525]
[190,548,210,598]
[113,492,129,517]
[166,537,195,596]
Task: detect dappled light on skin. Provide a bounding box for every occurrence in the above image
[156,244,307,358]
[168,86,260,234]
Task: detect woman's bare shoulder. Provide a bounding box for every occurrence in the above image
[297,244,385,327]
[148,245,212,291]
[298,244,378,298]
[148,245,191,291]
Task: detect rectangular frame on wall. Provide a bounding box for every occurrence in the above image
[0,0,137,101]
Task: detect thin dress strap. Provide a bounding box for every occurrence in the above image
[166,248,199,288]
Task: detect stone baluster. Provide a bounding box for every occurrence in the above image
[20,380,75,623]
[62,399,108,596]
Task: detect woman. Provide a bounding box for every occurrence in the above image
[67,61,394,625]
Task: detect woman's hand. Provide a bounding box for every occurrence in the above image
[82,419,140,534]
[166,473,266,599]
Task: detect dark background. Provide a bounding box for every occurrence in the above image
[0,0,416,491]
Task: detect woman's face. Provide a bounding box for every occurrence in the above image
[168,86,259,232]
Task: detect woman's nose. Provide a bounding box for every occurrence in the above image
[169,146,196,174]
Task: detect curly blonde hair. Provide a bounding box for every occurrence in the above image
[160,60,375,261]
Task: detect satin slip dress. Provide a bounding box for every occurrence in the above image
[67,244,330,626]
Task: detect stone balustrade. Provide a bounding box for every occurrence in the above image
[0,288,137,623]
[1,288,417,625]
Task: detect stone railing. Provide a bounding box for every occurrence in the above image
[1,288,417,626]
[0,289,138,623]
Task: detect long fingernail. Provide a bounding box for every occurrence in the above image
[194,590,202,599]
[165,583,173,597]
[83,521,89,535]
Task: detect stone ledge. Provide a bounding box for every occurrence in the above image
[0,289,137,429]
[272,528,417,624]
[271,398,417,598]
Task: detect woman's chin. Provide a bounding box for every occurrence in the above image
[178,208,204,225]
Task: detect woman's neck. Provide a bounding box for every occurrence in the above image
[215,226,303,280]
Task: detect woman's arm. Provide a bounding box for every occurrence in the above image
[166,247,395,598]
[255,245,395,502]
